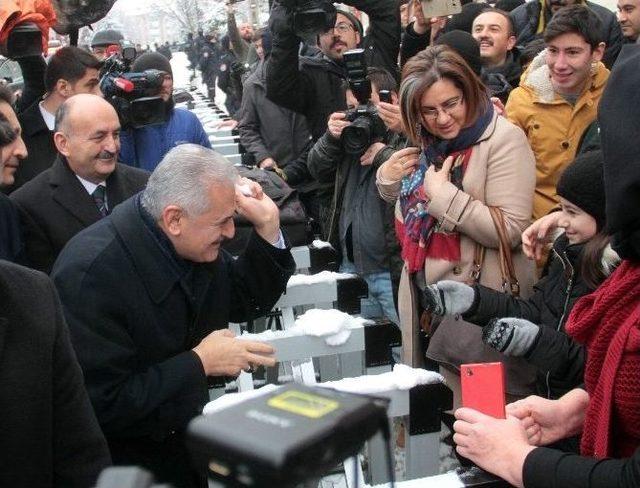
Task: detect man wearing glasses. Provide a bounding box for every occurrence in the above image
[266,0,401,142]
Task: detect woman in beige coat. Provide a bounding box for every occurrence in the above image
[376,46,537,400]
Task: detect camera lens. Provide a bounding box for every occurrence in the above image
[342,116,372,155]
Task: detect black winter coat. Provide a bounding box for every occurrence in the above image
[464,234,611,399]
[51,195,295,487]
[9,100,56,192]
[0,261,111,487]
[266,0,400,141]
[524,446,640,487]
[510,0,622,68]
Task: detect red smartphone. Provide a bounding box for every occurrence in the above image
[460,362,506,419]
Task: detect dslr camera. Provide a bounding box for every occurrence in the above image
[342,49,387,155]
[281,0,337,37]
[99,43,166,129]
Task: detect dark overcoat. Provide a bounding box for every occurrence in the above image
[51,195,295,487]
[0,260,111,487]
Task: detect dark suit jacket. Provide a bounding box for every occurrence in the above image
[0,260,111,487]
[10,100,57,193]
[10,156,149,273]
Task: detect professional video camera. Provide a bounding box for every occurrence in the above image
[281,0,337,37]
[341,49,387,155]
[99,43,166,129]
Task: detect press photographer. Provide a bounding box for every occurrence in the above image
[117,52,212,171]
[307,62,404,324]
[266,0,401,141]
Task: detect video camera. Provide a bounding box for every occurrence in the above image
[99,43,166,129]
[342,49,387,155]
[281,0,337,37]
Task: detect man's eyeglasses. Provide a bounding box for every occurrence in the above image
[331,22,355,34]
[421,96,464,121]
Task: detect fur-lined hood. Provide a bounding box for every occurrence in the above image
[519,49,609,104]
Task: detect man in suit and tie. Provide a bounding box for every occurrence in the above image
[11,94,149,273]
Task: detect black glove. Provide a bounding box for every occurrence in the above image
[482,317,540,356]
[422,280,476,316]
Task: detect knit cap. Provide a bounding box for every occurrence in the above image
[556,150,606,230]
[131,52,173,77]
[435,30,482,76]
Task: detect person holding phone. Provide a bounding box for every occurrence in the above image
[376,45,537,403]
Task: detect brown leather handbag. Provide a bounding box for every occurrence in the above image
[468,206,520,297]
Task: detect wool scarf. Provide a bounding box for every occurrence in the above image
[397,101,494,273]
[565,259,640,458]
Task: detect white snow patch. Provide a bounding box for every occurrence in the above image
[287,270,358,286]
[311,239,333,249]
[239,309,371,346]
[318,364,443,395]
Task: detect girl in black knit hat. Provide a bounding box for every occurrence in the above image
[419,149,618,401]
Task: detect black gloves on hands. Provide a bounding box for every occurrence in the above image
[422,280,476,316]
[482,317,540,357]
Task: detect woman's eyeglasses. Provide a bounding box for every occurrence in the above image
[421,96,464,121]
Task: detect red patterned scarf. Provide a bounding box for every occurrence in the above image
[565,260,640,458]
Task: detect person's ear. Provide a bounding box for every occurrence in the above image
[55,79,72,98]
[591,42,606,63]
[355,32,361,45]
[506,34,516,52]
[161,206,184,236]
[53,131,71,157]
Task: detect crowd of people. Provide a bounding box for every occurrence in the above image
[1,0,640,486]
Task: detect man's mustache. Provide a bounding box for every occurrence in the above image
[97,150,117,160]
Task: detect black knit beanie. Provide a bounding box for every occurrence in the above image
[556,150,606,230]
[131,52,173,77]
[435,30,482,77]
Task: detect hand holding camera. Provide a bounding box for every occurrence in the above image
[327,112,350,139]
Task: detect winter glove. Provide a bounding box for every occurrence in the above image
[422,280,476,316]
[482,317,540,357]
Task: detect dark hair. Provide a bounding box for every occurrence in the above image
[400,45,488,144]
[580,231,612,289]
[45,46,102,93]
[519,38,546,68]
[543,4,604,50]
[0,85,16,146]
[473,8,515,36]
[367,67,398,93]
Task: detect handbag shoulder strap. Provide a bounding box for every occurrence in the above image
[488,206,520,297]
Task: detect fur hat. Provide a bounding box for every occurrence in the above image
[556,150,606,230]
